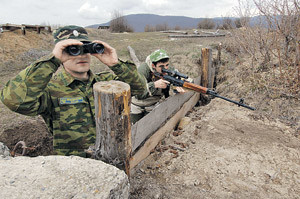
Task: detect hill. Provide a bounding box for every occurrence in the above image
[86,13,226,32]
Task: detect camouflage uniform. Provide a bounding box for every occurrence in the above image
[0,26,147,157]
[131,50,172,123]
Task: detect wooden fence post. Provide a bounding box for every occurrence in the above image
[217,43,222,65]
[21,26,26,35]
[297,39,300,84]
[201,48,215,88]
[93,80,132,176]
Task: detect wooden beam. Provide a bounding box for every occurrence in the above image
[127,46,141,68]
[130,77,200,169]
[131,77,200,152]
[160,30,188,35]
[168,34,225,38]
[131,92,194,151]
[0,24,51,34]
[130,92,200,169]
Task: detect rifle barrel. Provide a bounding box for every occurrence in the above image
[183,82,255,110]
[212,93,256,111]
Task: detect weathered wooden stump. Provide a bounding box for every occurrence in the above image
[93,80,132,175]
[201,48,214,88]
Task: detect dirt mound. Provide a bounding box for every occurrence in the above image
[0,29,53,62]
[129,100,300,199]
[0,117,53,157]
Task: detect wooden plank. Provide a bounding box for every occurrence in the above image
[0,24,23,32]
[130,92,200,169]
[131,91,193,151]
[168,34,225,38]
[0,23,23,28]
[131,77,200,152]
[160,30,188,34]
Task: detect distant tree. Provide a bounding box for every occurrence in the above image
[197,18,216,29]
[234,18,243,28]
[234,17,250,28]
[219,17,234,29]
[110,10,134,33]
[144,24,156,32]
[155,23,168,31]
[174,25,181,30]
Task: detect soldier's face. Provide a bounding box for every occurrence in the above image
[153,61,169,74]
[63,53,91,75]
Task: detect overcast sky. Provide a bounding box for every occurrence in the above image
[0,0,239,26]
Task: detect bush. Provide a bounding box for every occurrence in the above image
[198,18,216,29]
[110,10,134,33]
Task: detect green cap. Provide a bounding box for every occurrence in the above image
[53,25,90,44]
[150,49,169,63]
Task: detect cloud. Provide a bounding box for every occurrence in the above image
[78,2,101,19]
[0,0,239,26]
[142,0,168,8]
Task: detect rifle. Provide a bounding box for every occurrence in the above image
[154,68,255,111]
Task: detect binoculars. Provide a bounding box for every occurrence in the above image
[65,42,104,56]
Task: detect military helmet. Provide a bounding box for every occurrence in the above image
[53,25,90,44]
[150,49,169,63]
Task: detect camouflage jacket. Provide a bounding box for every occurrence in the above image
[131,62,171,107]
[0,54,147,157]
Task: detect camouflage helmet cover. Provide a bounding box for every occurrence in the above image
[53,25,90,44]
[150,49,169,63]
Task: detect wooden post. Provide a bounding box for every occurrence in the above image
[217,43,222,65]
[127,46,141,68]
[297,39,300,83]
[21,26,26,35]
[201,48,215,88]
[93,80,132,176]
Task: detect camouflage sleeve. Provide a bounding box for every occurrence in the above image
[110,59,148,98]
[0,53,61,116]
[147,82,158,96]
[137,62,158,98]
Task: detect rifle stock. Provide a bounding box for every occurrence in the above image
[182,82,208,94]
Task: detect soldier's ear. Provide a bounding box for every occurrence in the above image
[151,63,156,69]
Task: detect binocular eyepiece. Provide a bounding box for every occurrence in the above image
[65,42,104,56]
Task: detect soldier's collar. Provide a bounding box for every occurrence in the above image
[60,68,95,87]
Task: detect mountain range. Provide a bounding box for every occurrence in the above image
[86,14,234,32]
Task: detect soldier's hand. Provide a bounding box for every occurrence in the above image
[52,39,83,63]
[91,40,118,67]
[175,86,186,93]
[154,79,170,89]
